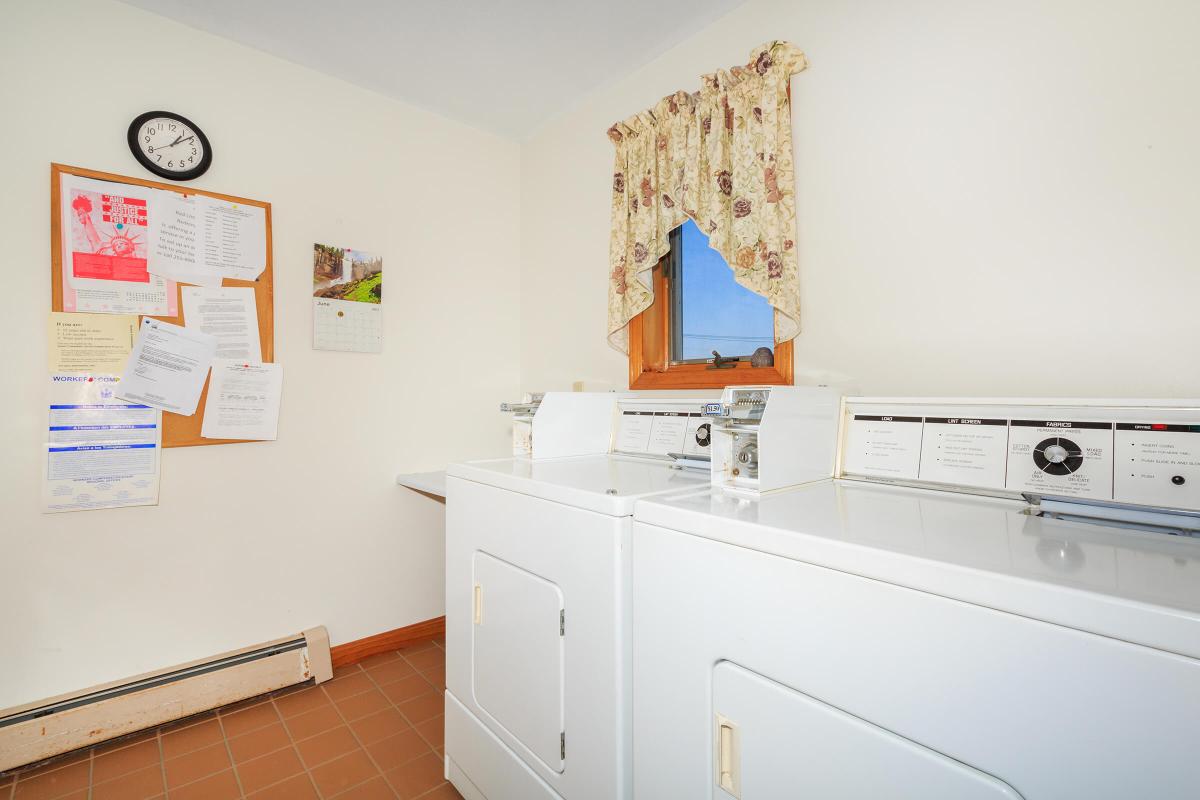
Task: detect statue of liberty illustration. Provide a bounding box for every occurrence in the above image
[71,192,143,257]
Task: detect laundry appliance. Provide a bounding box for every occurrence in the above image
[632,397,1200,799]
[443,386,842,800]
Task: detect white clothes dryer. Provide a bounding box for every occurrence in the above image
[631,397,1200,800]
[444,393,716,800]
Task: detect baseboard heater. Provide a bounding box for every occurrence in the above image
[0,626,332,773]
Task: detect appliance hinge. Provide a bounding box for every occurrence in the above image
[559,609,565,636]
[560,731,566,760]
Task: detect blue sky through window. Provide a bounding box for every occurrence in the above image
[677,219,774,361]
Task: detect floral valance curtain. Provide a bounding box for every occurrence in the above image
[607,41,808,353]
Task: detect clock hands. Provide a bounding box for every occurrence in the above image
[157,134,195,150]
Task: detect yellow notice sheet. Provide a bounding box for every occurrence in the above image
[48,312,138,373]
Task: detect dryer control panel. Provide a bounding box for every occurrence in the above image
[839,399,1200,513]
[612,398,714,459]
[514,392,717,461]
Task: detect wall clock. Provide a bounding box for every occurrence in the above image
[127,111,212,181]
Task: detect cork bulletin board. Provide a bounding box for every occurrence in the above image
[50,163,274,448]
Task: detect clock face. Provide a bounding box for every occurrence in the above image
[127,111,212,180]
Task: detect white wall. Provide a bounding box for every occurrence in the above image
[0,1,520,709]
[7,0,1200,714]
[520,0,1200,397]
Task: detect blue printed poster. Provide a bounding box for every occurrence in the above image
[44,373,161,513]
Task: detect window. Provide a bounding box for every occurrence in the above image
[671,220,775,362]
[628,221,793,390]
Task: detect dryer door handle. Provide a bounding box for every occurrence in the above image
[716,713,741,798]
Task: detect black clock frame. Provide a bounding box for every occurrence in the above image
[127,110,212,181]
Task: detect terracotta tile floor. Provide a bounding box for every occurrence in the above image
[0,639,461,800]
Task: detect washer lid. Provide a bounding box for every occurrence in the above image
[634,480,1200,659]
[447,454,708,516]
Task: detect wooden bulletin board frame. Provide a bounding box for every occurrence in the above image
[50,163,274,448]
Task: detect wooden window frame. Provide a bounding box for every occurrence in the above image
[628,233,793,390]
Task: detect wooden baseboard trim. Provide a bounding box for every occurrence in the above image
[330,617,445,668]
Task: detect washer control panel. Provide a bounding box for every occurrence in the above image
[1115,423,1200,508]
[840,399,1200,512]
[1006,420,1114,500]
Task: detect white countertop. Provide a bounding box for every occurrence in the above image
[395,470,447,498]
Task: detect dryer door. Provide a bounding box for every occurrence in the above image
[711,661,1022,800]
[472,551,565,773]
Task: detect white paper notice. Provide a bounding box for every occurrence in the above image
[182,286,262,361]
[44,373,161,513]
[118,318,217,416]
[201,360,283,441]
[147,191,220,287]
[148,192,266,285]
[198,196,267,281]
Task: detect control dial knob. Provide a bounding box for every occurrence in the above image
[1033,437,1084,476]
[694,423,711,448]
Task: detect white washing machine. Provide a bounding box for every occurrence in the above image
[632,397,1200,800]
[443,386,843,800]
